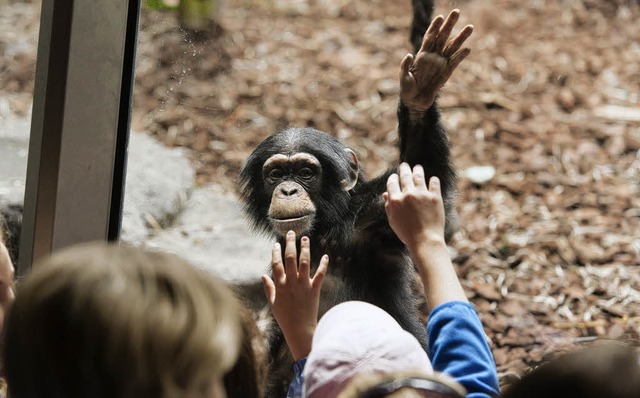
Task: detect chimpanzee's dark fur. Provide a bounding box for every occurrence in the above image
[411,0,435,53]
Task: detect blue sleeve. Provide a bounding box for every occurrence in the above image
[426,301,500,398]
[287,357,307,398]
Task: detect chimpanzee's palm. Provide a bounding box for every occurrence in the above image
[400,9,474,111]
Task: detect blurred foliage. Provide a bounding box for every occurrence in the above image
[144,0,178,11]
[144,0,219,31]
[179,0,219,30]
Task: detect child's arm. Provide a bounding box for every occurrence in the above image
[383,162,467,311]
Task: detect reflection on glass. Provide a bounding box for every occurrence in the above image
[0,0,41,263]
[123,0,283,284]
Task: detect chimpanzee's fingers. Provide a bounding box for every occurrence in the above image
[420,14,444,53]
[434,9,460,54]
[428,176,442,197]
[443,25,474,58]
[299,236,311,281]
[312,254,329,290]
[271,242,286,284]
[400,53,414,80]
[261,275,277,305]
[412,164,427,189]
[446,47,471,75]
[399,162,415,191]
[386,174,401,200]
[284,231,298,278]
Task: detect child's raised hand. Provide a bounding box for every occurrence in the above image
[261,231,328,360]
[383,162,446,251]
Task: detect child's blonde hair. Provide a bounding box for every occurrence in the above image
[3,243,241,398]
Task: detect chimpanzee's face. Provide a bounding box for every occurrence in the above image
[262,153,321,236]
[239,127,360,239]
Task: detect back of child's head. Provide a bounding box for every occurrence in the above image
[502,342,640,398]
[3,242,241,398]
[223,303,267,398]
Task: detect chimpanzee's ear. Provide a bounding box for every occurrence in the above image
[341,148,359,191]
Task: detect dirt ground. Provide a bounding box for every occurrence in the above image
[2,0,640,388]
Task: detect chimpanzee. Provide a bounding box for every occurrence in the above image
[239,8,473,398]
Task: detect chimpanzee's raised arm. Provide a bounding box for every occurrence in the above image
[397,9,473,237]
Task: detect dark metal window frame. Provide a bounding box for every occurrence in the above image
[18,0,141,276]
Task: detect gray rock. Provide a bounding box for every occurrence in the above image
[121,133,194,242]
[0,118,29,204]
[141,184,272,284]
[121,134,269,284]
[0,119,267,284]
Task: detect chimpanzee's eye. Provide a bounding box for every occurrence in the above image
[269,169,284,180]
[298,167,314,179]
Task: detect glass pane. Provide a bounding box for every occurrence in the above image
[124,0,640,393]
[0,0,41,265]
[123,0,276,285]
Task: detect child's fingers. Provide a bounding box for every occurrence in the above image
[261,275,276,305]
[312,254,329,290]
[271,242,285,284]
[412,164,427,189]
[428,176,442,197]
[399,162,415,191]
[299,236,311,281]
[386,174,401,201]
[284,231,298,278]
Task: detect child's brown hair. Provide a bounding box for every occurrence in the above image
[3,243,241,398]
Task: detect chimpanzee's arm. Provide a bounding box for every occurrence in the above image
[395,9,473,236]
[397,102,459,238]
[397,102,456,205]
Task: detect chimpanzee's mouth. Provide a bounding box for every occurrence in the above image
[270,214,314,235]
[271,214,311,221]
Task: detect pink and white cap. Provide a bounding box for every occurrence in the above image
[303,301,432,398]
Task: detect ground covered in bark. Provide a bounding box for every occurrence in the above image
[2,0,640,387]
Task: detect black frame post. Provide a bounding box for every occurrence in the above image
[18,0,141,276]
